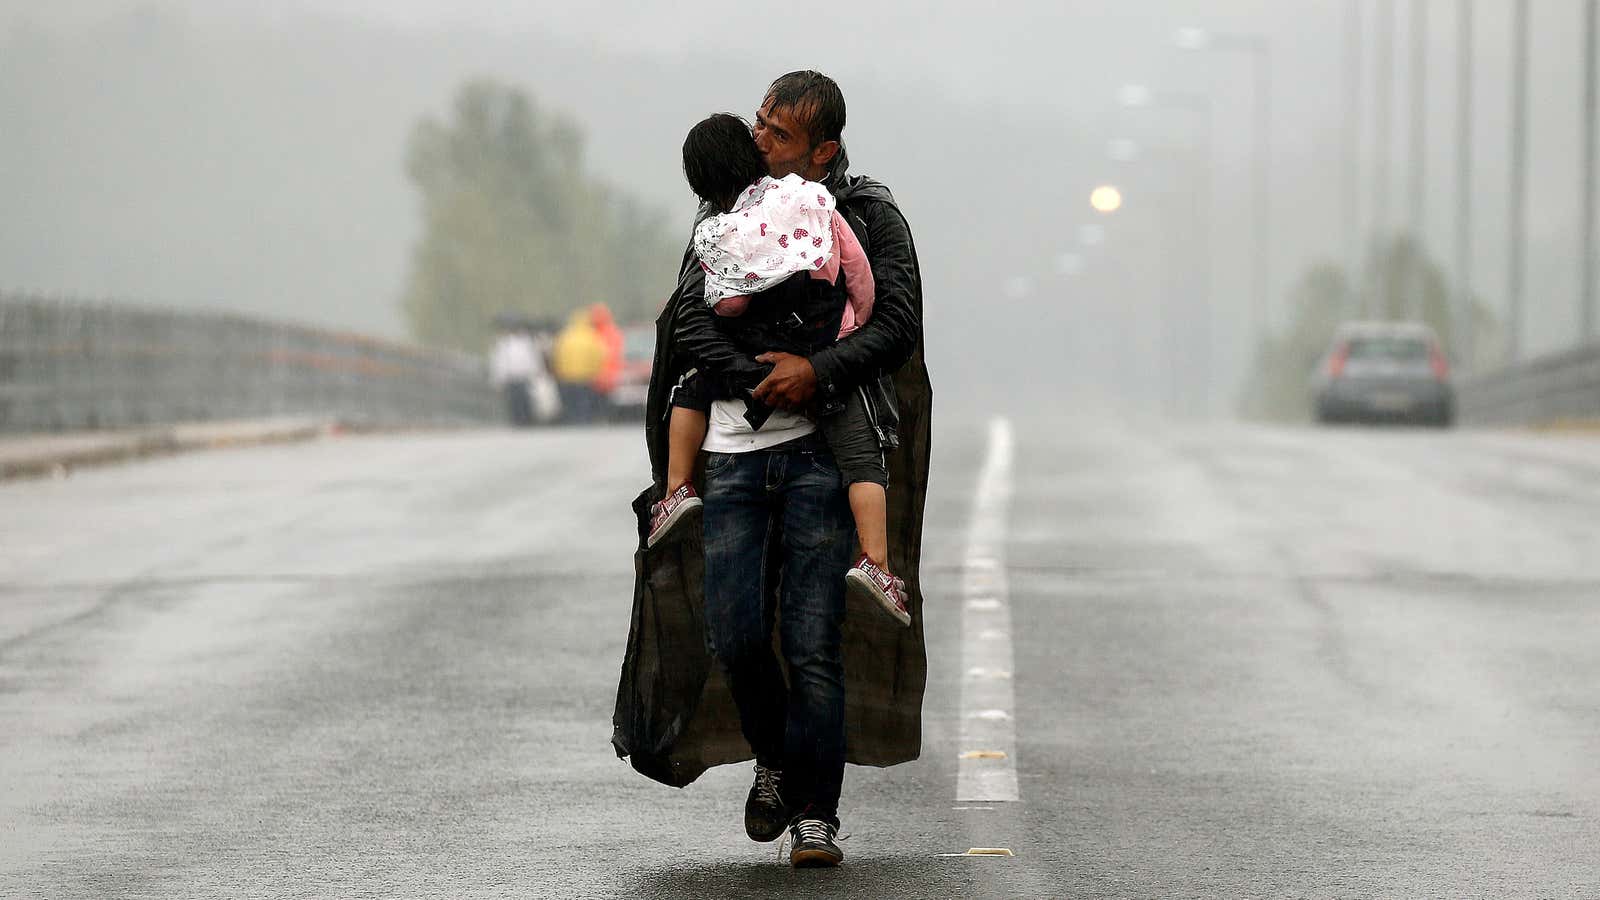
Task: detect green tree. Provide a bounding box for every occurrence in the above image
[1241,234,1504,421]
[400,79,680,351]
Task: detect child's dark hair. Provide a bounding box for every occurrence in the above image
[682,113,767,212]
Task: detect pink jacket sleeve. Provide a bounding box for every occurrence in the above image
[812,211,874,339]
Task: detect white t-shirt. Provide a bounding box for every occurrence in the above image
[701,398,815,453]
[489,334,535,384]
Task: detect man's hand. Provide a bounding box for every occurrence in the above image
[752,352,818,411]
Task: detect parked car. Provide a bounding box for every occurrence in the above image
[607,324,654,422]
[1312,321,1454,427]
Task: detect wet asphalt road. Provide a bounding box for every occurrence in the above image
[3,418,1598,898]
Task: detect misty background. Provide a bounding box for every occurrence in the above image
[2,0,1594,415]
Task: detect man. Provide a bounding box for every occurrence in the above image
[612,70,932,869]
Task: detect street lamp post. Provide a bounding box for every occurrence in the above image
[1175,27,1272,346]
[1065,211,1150,413]
[1507,0,1529,361]
[1455,0,1476,369]
[1083,185,1154,411]
[1345,0,1364,317]
[1407,0,1429,321]
[1409,0,1428,240]
[1582,0,1597,341]
[1116,85,1216,418]
[1374,0,1395,249]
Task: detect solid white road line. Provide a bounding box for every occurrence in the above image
[956,417,1020,804]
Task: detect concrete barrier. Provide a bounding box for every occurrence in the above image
[0,295,499,432]
[1457,342,1600,426]
[0,417,337,480]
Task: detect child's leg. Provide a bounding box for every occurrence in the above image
[826,391,907,623]
[819,389,892,566]
[848,481,889,565]
[666,405,707,493]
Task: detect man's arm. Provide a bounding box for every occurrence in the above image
[673,265,770,388]
[754,200,920,409]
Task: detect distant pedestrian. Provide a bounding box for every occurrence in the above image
[552,309,607,424]
[528,325,562,425]
[589,304,625,423]
[489,325,536,427]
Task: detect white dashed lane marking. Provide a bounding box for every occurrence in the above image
[956,417,1019,804]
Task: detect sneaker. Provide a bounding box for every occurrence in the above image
[787,817,844,868]
[846,554,911,627]
[744,763,788,843]
[646,483,702,549]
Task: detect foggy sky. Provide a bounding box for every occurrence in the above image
[2,0,1595,413]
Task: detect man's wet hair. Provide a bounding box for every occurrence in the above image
[682,113,767,211]
[765,70,846,147]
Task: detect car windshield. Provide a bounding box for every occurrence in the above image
[1344,336,1429,361]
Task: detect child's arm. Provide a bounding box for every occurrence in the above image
[674,267,770,390]
[803,203,919,407]
[695,213,761,317]
[713,294,750,316]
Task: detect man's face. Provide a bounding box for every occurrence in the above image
[753,96,835,181]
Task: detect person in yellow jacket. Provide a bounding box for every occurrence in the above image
[552,309,608,423]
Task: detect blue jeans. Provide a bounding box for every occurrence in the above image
[702,441,854,824]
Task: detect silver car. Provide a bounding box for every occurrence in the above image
[1313,322,1454,427]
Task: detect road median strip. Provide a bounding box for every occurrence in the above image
[0,417,339,481]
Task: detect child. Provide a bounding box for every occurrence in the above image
[648,113,908,627]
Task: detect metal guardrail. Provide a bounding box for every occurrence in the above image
[0,295,499,432]
[1457,342,1600,426]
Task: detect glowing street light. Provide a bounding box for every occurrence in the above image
[1107,82,1218,418]
[1175,23,1273,339]
[1090,184,1123,214]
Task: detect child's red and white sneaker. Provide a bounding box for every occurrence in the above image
[846,553,910,626]
[647,483,703,549]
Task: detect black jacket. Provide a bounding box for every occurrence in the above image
[678,259,851,430]
[613,148,933,787]
[667,157,913,450]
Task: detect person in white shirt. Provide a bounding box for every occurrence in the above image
[489,326,536,427]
